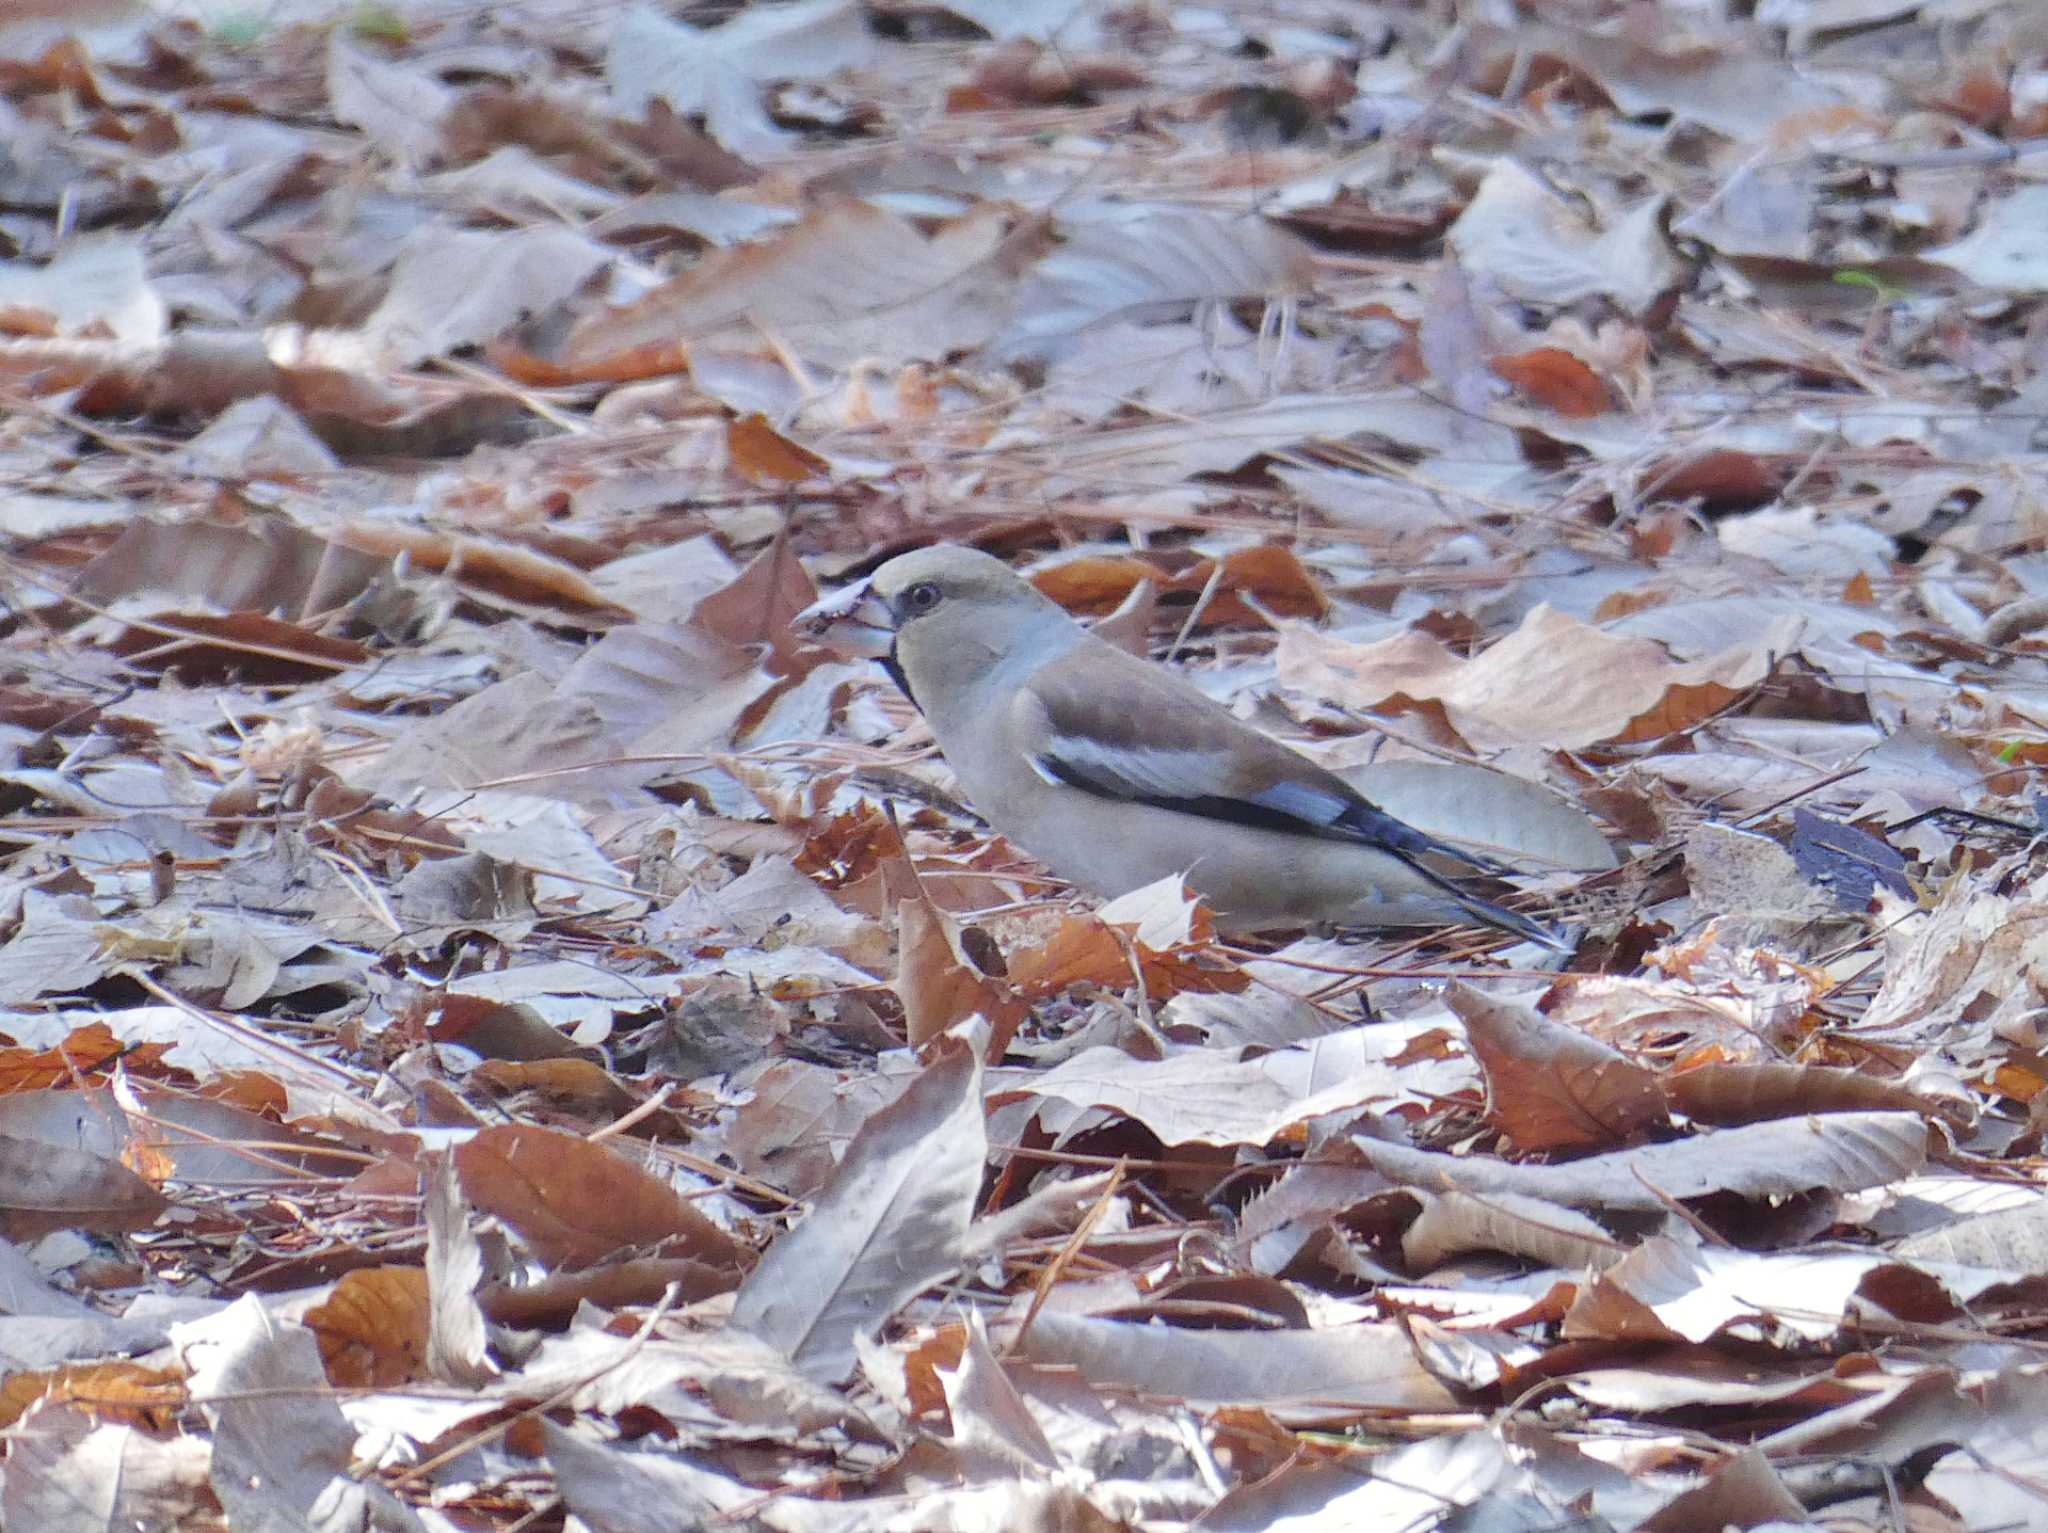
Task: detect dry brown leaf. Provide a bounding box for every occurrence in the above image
[1563,1237,1948,1350]
[1085,575,1159,657]
[1007,896,1245,1004]
[1448,159,1685,315]
[0,1360,185,1432]
[1032,545,1329,626]
[1355,1111,1928,1211]
[1449,984,1668,1152]
[692,527,819,676]
[1639,1449,1810,1533]
[77,512,632,629]
[427,994,592,1062]
[74,516,390,619]
[1894,1196,2048,1270]
[1009,1310,1458,1412]
[468,1058,644,1122]
[104,611,369,682]
[313,224,610,369]
[491,336,692,386]
[325,34,452,165]
[895,893,1024,1056]
[5,0,2048,1519]
[305,1266,431,1389]
[728,412,830,484]
[566,199,1031,369]
[479,1258,739,1328]
[732,1036,985,1381]
[455,1123,748,1272]
[1668,1062,1961,1128]
[0,235,163,344]
[1399,1188,1624,1274]
[0,1022,166,1092]
[988,1045,1352,1149]
[0,1132,168,1242]
[424,1151,491,1386]
[335,522,628,620]
[1277,605,1777,751]
[960,39,1145,106]
[1489,346,1610,417]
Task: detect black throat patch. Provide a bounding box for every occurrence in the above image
[882,642,919,712]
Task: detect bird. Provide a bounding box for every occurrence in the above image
[796,543,1567,950]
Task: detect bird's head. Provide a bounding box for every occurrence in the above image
[794,543,1078,709]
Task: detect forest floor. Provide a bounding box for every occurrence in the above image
[0,0,2046,1528]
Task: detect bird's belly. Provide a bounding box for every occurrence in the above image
[978,781,1451,931]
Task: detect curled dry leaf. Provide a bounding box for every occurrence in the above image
[480,1258,740,1329]
[1007,878,1245,1003]
[468,1057,645,1121]
[0,1358,185,1436]
[1354,1110,1928,1212]
[1636,1447,1808,1533]
[1926,185,2048,292]
[606,0,877,156]
[987,1041,1404,1149]
[1084,575,1159,657]
[424,1150,492,1387]
[1447,159,1686,315]
[999,207,1316,357]
[179,1296,423,1533]
[546,1416,758,1530]
[1448,983,1668,1152]
[1563,1236,1961,1349]
[1668,1061,1967,1129]
[0,1403,214,1533]
[1399,1188,1624,1275]
[0,234,164,344]
[429,995,598,1064]
[690,528,820,676]
[0,1027,166,1093]
[1893,1195,2048,1270]
[75,512,627,627]
[1008,1309,1458,1414]
[895,891,1026,1056]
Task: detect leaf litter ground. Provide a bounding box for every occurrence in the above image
[0,0,2046,1528]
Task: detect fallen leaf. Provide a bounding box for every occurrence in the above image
[456,1123,748,1272]
[1449,983,1669,1152]
[1277,605,1779,751]
[733,1037,984,1381]
[1490,346,1610,416]
[727,412,830,484]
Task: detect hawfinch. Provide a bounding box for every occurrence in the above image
[797,544,1565,949]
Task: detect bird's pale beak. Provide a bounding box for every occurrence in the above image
[793,579,895,657]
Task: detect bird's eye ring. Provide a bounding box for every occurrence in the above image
[903,581,942,615]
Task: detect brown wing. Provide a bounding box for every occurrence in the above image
[1015,638,1493,868]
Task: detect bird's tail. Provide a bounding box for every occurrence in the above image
[1382,832,1573,952]
[1448,888,1573,953]
[1334,799,1574,952]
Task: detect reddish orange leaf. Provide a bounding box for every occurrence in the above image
[1490,346,1609,417]
[728,412,830,484]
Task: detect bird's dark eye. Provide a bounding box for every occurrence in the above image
[902,581,943,616]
